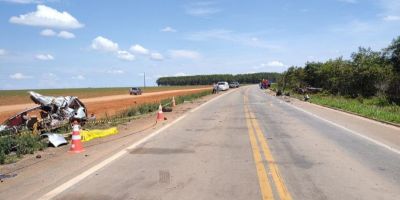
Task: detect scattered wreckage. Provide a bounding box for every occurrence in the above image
[294,87,323,94]
[0,91,87,135]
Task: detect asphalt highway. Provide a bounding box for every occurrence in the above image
[38,85,400,200]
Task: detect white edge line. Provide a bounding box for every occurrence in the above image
[39,88,234,200]
[282,100,400,156]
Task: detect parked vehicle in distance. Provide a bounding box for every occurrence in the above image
[129,87,142,95]
[260,79,270,89]
[217,82,229,91]
[229,81,240,88]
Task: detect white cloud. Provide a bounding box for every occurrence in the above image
[130,44,149,55]
[174,72,187,76]
[187,8,220,17]
[91,36,137,61]
[129,44,168,62]
[253,61,286,70]
[40,29,75,39]
[169,50,201,59]
[91,36,119,52]
[10,73,32,80]
[267,61,285,67]
[187,29,280,49]
[9,5,84,29]
[107,69,125,74]
[117,50,135,61]
[40,29,56,36]
[185,2,221,17]
[58,31,75,39]
[161,26,177,32]
[0,49,6,56]
[383,15,400,21]
[150,52,164,61]
[36,54,54,60]
[72,75,85,80]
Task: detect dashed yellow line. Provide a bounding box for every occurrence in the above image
[244,97,274,200]
[244,94,292,200]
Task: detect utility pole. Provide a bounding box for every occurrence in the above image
[143,72,146,88]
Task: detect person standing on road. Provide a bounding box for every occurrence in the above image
[213,83,218,94]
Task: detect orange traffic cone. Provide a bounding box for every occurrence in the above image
[172,96,176,107]
[157,104,164,121]
[69,121,84,153]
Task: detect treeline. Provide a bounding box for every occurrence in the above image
[279,36,400,104]
[156,72,281,86]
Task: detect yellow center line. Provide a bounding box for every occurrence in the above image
[249,111,293,200]
[244,96,274,200]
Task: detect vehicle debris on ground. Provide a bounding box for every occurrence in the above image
[40,133,68,147]
[0,91,87,134]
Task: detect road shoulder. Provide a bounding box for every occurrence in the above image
[264,90,400,153]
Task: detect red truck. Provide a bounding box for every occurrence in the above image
[260,79,270,89]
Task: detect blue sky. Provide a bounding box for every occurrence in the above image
[0,0,399,89]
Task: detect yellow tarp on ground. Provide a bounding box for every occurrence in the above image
[81,127,119,142]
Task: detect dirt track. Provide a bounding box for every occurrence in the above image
[0,88,211,122]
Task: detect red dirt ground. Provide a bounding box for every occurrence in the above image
[0,88,211,122]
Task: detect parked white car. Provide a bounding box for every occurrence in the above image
[217,81,229,91]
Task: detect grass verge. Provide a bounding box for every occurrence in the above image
[269,83,400,125]
[306,94,400,124]
[0,133,46,164]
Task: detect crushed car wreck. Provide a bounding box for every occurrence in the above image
[0,91,87,134]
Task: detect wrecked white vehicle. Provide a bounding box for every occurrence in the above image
[0,91,87,134]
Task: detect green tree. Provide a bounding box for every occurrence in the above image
[278,66,305,91]
[384,36,400,73]
[383,36,400,103]
[350,47,389,97]
[304,62,323,87]
[156,73,281,86]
